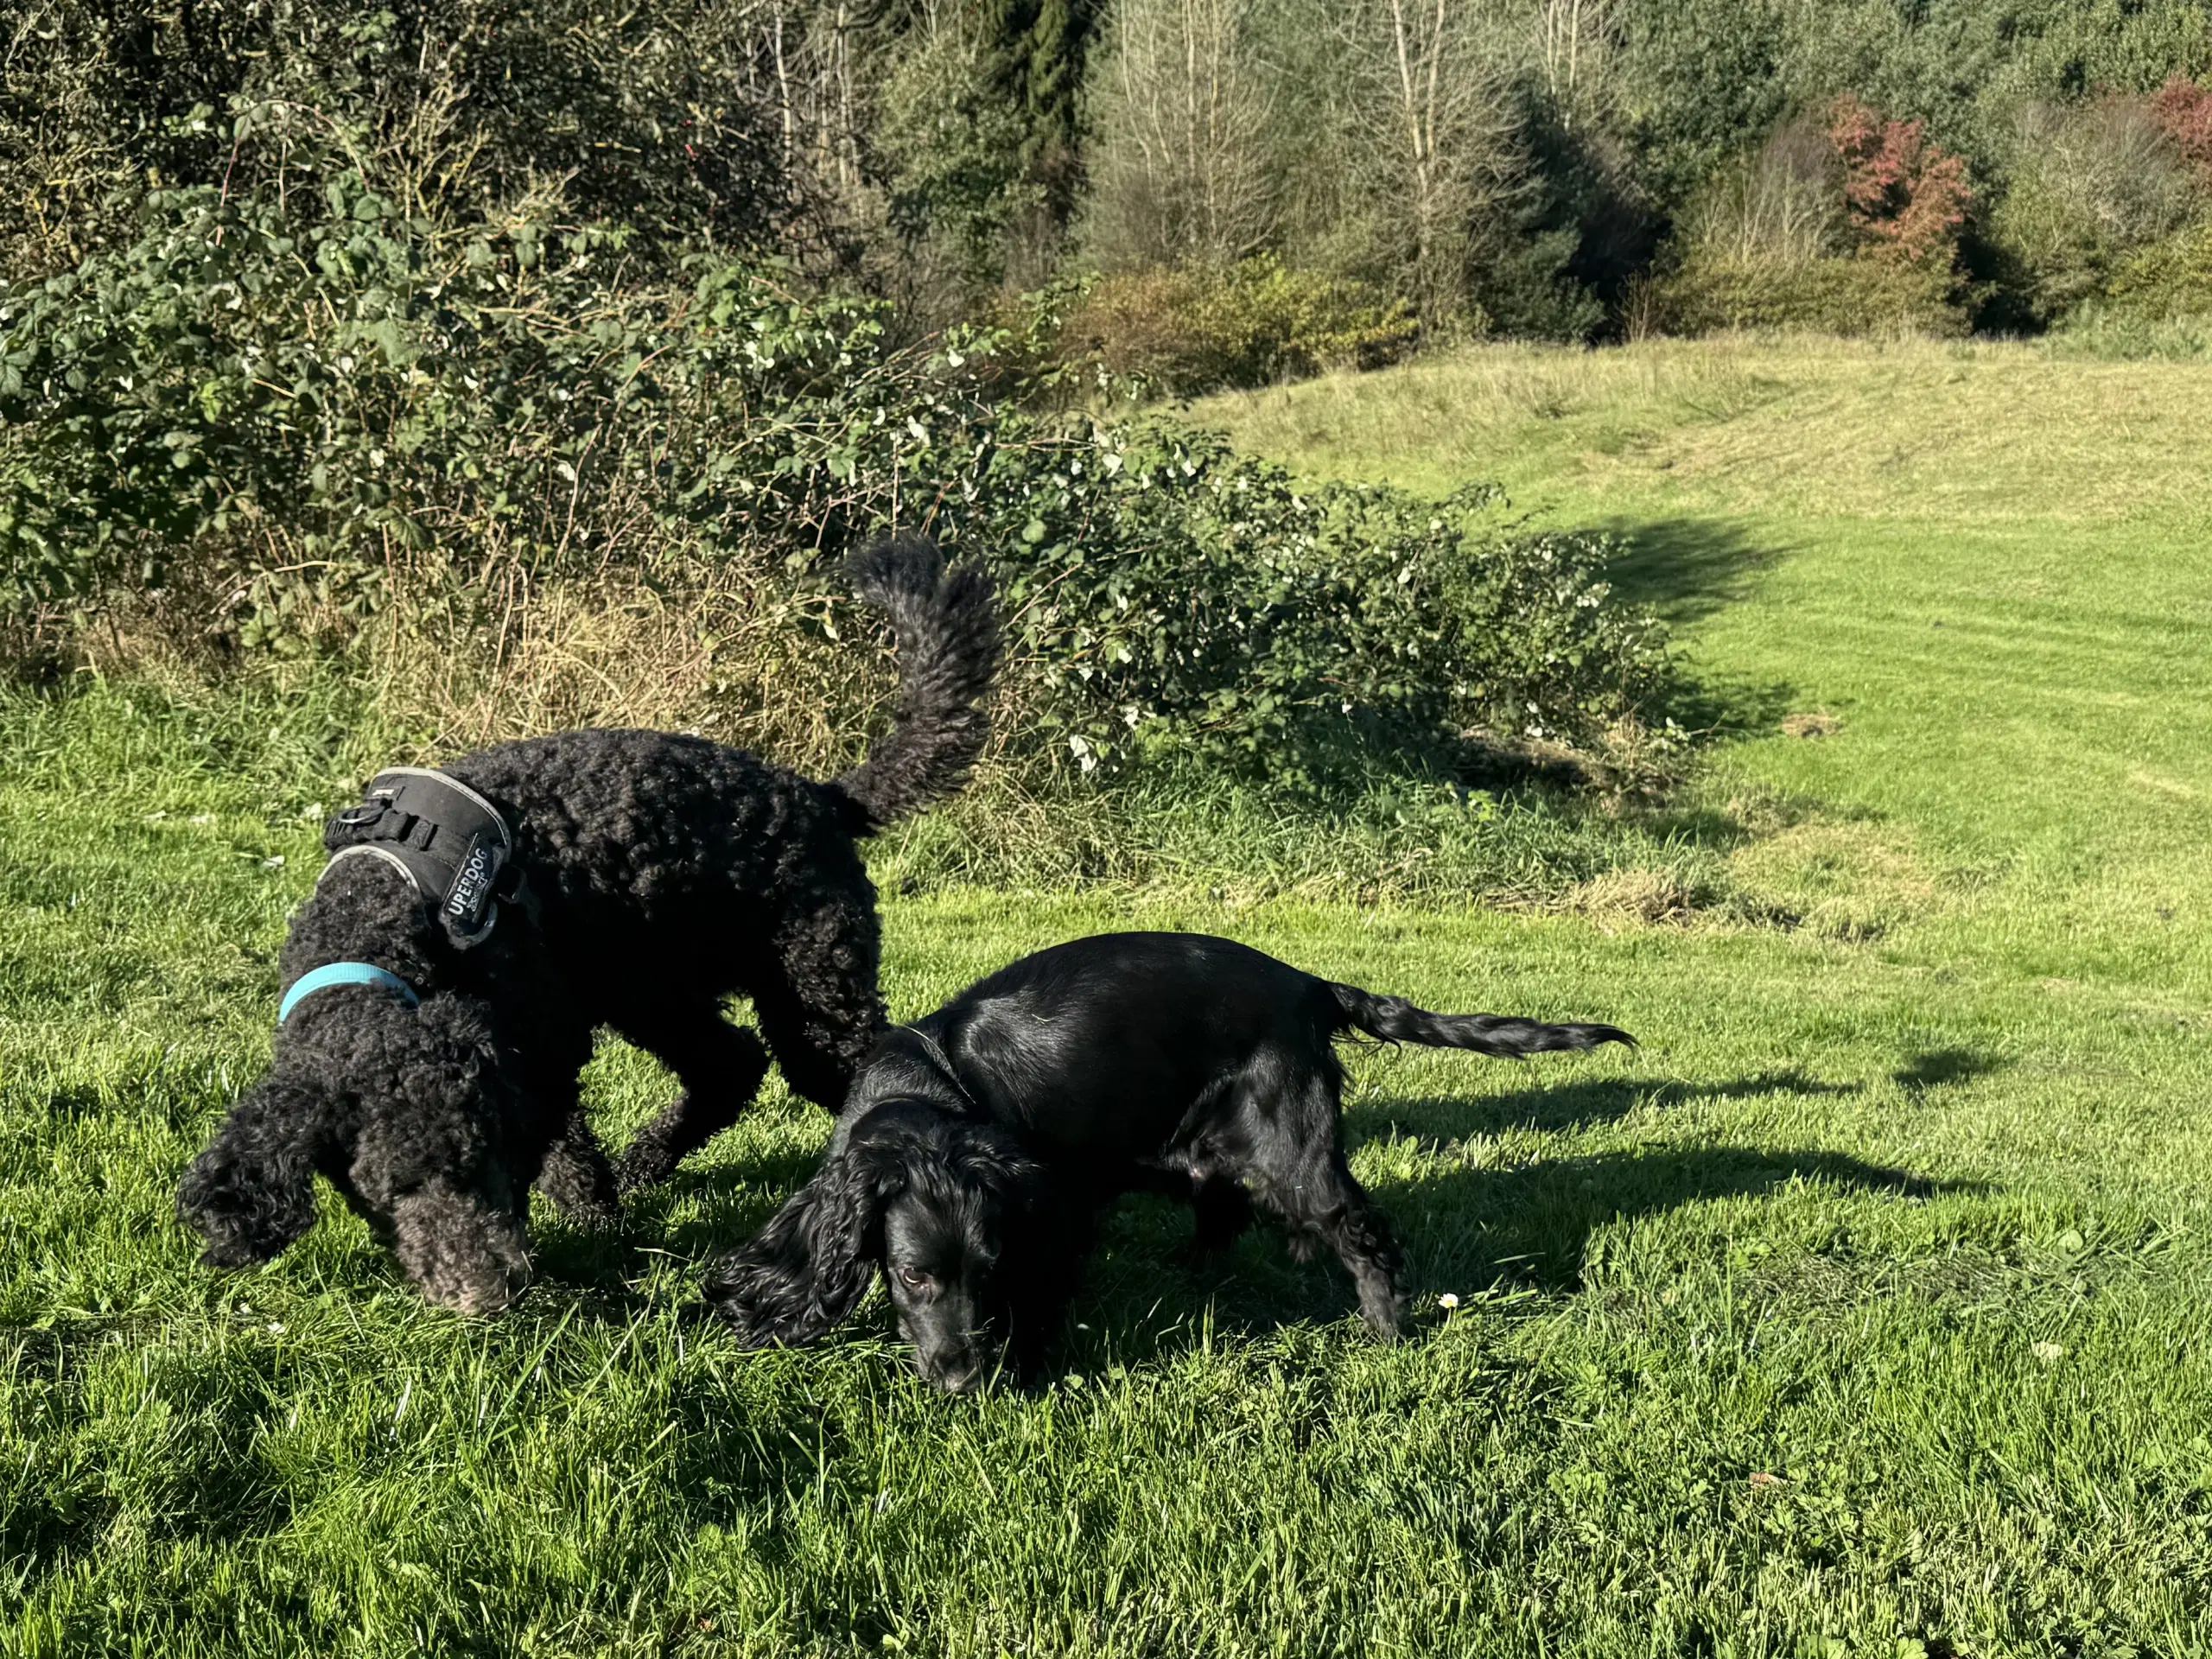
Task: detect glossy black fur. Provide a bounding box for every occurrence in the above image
[704,931,1634,1388]
[177,539,998,1314]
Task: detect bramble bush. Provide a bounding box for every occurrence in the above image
[0,137,1664,789]
[933,422,1664,780]
[0,144,906,645]
[0,0,804,277]
[2101,220,2212,326]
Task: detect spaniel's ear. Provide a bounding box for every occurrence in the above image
[703,1151,886,1347]
[177,1076,332,1268]
[842,1096,955,1192]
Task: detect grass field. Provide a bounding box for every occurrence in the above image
[7,334,2212,1655]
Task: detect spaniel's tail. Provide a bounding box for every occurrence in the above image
[1328,982,1635,1058]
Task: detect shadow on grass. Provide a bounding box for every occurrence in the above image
[528,1141,823,1299]
[1059,1127,1967,1376]
[1895,1047,2005,1097]
[535,1065,1978,1378]
[1666,667,1802,744]
[1384,1143,1954,1296]
[1350,1068,1861,1143]
[1599,515,1786,626]
[1596,515,1802,741]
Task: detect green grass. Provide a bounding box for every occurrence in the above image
[7,334,2212,1655]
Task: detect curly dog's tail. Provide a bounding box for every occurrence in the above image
[833,536,1001,834]
[1328,982,1636,1058]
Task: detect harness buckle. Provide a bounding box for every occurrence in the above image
[332,797,392,831]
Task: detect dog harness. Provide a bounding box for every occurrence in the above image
[278,768,531,1024]
[321,766,529,948]
[278,962,420,1024]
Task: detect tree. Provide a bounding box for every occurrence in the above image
[1827,94,1973,266]
[1326,0,1524,324]
[2152,74,2212,188]
[977,0,1096,213]
[1077,0,1279,270]
[1533,0,1622,131]
[869,0,1041,305]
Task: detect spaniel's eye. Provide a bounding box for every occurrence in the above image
[893,1264,933,1293]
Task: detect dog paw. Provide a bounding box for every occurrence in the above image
[196,1239,269,1271]
[548,1188,625,1230]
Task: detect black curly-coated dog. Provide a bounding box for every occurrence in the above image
[177,538,998,1314]
[704,931,1633,1390]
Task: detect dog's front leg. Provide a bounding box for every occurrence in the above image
[176,1074,334,1268]
[511,1024,621,1228]
[994,1185,1097,1382]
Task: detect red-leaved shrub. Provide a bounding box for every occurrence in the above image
[2152,74,2212,188]
[1826,95,1973,266]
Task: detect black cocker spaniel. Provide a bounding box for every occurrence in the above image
[705,931,1632,1389]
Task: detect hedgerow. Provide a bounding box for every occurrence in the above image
[1054,258,1421,397]
[1,151,1665,789]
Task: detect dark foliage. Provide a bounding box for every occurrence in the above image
[1,0,809,272]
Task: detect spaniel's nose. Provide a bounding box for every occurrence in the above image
[921,1354,983,1394]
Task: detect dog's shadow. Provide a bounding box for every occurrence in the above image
[1055,1069,1973,1374]
[529,1066,1980,1364]
[1069,1147,1956,1370]
[1346,1065,1862,1145]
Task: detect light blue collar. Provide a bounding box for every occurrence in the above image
[279,962,421,1024]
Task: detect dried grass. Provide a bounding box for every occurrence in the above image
[363,575,886,773]
[1561,867,1712,929]
[1780,711,1842,738]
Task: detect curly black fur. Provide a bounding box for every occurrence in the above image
[178,537,998,1314]
[704,931,1632,1389]
[834,541,999,830]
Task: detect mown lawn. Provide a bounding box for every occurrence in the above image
[6,336,2212,1656]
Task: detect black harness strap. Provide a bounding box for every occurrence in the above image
[321,766,529,948]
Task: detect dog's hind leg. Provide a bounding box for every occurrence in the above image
[1313,1161,1410,1338]
[609,1005,772,1192]
[1237,1075,1409,1339]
